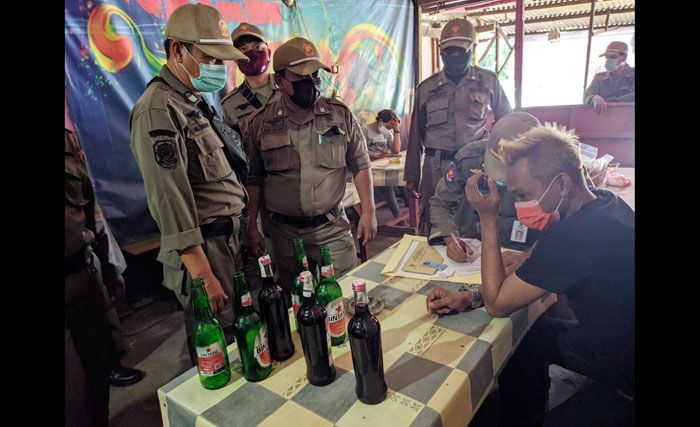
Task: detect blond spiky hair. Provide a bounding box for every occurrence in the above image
[499,123,585,186]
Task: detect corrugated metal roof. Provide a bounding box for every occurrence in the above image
[420,0,635,38]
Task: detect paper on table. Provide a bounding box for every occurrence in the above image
[382,234,483,283]
[432,238,482,278]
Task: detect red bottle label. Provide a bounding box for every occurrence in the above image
[326,298,346,338]
[292,294,301,315]
[254,325,271,368]
[325,317,334,366]
[196,342,226,377]
[241,292,253,307]
[321,265,334,278]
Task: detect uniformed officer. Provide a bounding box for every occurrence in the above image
[584,41,635,115]
[405,18,512,235]
[222,23,280,272]
[429,112,542,261]
[222,22,280,133]
[65,128,115,427]
[129,3,249,365]
[243,37,377,292]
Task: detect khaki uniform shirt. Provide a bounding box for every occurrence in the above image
[129,66,247,271]
[405,67,512,184]
[245,96,371,217]
[65,129,96,259]
[221,77,280,130]
[584,64,635,103]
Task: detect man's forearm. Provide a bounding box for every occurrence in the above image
[391,133,401,153]
[353,168,376,215]
[178,245,214,279]
[246,185,262,223]
[479,217,507,306]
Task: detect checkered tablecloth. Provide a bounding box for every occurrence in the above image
[158,242,556,427]
[370,152,407,187]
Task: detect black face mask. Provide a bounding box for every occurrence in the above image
[287,76,322,109]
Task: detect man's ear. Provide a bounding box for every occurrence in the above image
[559,173,573,197]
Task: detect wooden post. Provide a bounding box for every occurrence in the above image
[495,25,500,73]
[514,0,524,109]
[583,0,596,94]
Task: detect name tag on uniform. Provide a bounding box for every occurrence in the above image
[510,220,528,243]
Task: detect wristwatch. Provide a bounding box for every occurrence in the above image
[459,283,483,309]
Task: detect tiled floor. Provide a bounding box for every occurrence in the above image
[107,204,589,426]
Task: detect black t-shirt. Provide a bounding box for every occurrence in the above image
[516,188,634,388]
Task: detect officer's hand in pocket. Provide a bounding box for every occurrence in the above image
[243,226,266,258]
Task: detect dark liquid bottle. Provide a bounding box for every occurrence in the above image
[257,255,295,361]
[348,280,387,404]
[192,278,231,390]
[232,272,272,382]
[297,271,336,386]
[292,238,317,331]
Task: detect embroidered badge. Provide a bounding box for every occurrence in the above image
[153,140,177,169]
[219,20,229,38]
[445,162,458,184]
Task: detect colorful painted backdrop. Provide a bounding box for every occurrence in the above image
[65,0,415,245]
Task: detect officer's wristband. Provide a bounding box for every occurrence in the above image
[459,283,483,309]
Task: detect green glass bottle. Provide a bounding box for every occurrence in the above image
[232,272,272,382]
[192,278,231,390]
[292,238,317,330]
[315,244,347,346]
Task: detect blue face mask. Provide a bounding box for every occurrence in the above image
[441,50,472,76]
[604,58,620,72]
[181,48,227,93]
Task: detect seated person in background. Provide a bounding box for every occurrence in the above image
[361,109,404,220]
[429,111,542,269]
[584,41,635,115]
[427,124,635,426]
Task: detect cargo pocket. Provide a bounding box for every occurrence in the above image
[426,97,449,128]
[192,130,233,181]
[260,132,293,171]
[315,130,347,169]
[468,91,490,119]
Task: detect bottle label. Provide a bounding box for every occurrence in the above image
[196,342,226,377]
[254,324,271,368]
[325,317,334,366]
[326,298,346,338]
[302,255,308,268]
[321,265,334,278]
[292,294,301,315]
[302,276,313,296]
[241,292,253,307]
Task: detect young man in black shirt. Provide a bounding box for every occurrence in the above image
[426,125,634,426]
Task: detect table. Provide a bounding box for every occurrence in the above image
[603,167,634,210]
[368,152,420,236]
[158,243,556,427]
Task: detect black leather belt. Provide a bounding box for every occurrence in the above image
[424,148,457,161]
[200,215,243,238]
[271,207,340,228]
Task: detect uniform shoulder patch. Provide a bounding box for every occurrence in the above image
[445,161,458,184]
[153,140,178,169]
